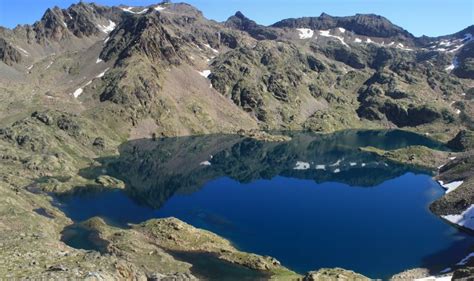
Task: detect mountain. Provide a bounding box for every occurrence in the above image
[0,2,473,279]
[272,13,414,40]
[0,1,471,138]
[225,11,278,40]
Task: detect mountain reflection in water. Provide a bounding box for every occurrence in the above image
[57,130,474,279]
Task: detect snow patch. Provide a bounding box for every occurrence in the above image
[439,268,451,274]
[296,28,314,39]
[200,161,211,166]
[449,157,457,160]
[72,88,83,98]
[121,7,135,13]
[204,44,219,54]
[155,5,166,11]
[438,180,464,193]
[294,161,310,170]
[315,165,326,170]
[27,64,34,70]
[330,159,341,166]
[415,276,452,281]
[96,68,110,78]
[319,30,349,47]
[338,27,346,33]
[98,20,116,33]
[349,162,357,166]
[443,204,474,230]
[439,40,452,47]
[457,252,474,265]
[445,57,459,71]
[396,43,413,51]
[198,70,211,78]
[320,30,330,37]
[333,168,341,173]
[455,109,461,115]
[96,58,103,64]
[14,45,29,56]
[45,61,53,69]
[354,38,362,43]
[104,37,110,44]
[121,7,147,14]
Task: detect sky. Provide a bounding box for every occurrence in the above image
[0,0,472,37]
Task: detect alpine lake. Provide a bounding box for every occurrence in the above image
[55,130,474,280]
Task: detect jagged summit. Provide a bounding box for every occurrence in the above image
[234,11,246,19]
[225,10,278,40]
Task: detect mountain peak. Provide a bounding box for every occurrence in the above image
[234,11,247,19]
[225,11,278,40]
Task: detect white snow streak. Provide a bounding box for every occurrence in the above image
[15,45,29,56]
[445,57,459,71]
[438,180,464,193]
[294,161,310,170]
[296,28,314,39]
[319,30,349,47]
[198,70,211,78]
[45,61,53,69]
[96,68,110,78]
[415,276,452,281]
[204,44,219,54]
[98,20,116,33]
[457,252,474,266]
[443,204,474,230]
[72,88,83,98]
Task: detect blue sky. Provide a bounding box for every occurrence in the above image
[0,0,472,37]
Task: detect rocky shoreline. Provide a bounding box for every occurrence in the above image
[0,129,471,280]
[362,130,474,280]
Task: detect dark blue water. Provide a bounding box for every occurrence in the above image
[56,130,474,279]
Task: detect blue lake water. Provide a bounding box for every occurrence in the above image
[56,130,474,279]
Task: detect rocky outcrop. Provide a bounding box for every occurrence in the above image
[453,41,474,79]
[430,152,474,216]
[0,38,21,65]
[447,130,474,151]
[225,11,278,40]
[100,12,185,64]
[303,268,370,281]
